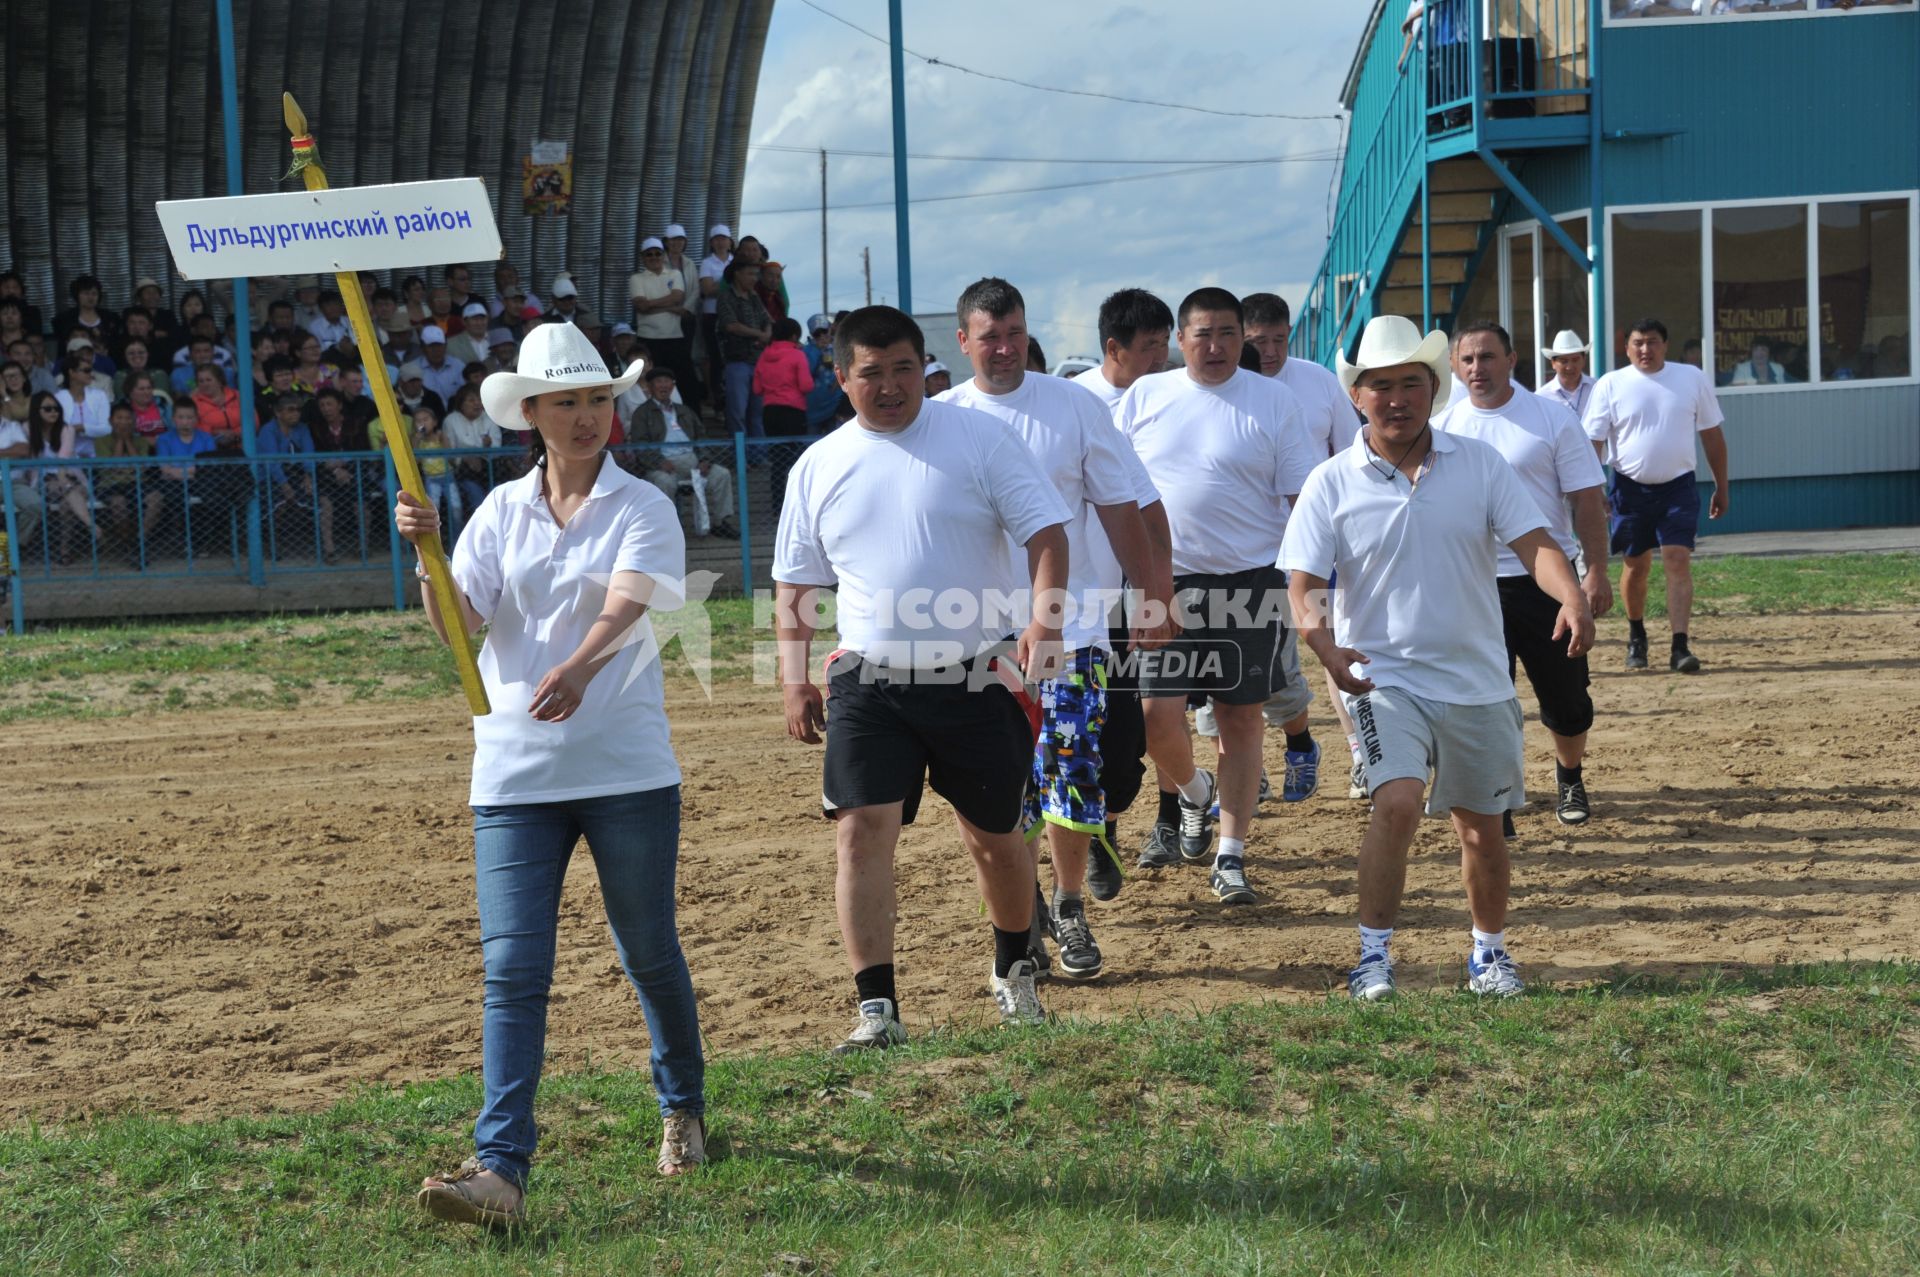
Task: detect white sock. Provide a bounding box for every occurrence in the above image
[1471,927,1505,958]
[1346,734,1363,759]
[1359,924,1393,959]
[1216,836,1245,866]
[1175,769,1211,805]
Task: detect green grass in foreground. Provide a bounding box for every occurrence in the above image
[3,965,1916,1276]
[1,553,1914,725]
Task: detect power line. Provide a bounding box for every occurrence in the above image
[749,142,1325,166]
[742,158,1331,218]
[796,0,1343,123]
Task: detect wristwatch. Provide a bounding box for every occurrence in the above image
[414,552,431,582]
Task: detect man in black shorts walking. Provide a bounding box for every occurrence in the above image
[773,307,1072,1053]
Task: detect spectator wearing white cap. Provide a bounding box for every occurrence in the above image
[921,361,952,396]
[489,262,543,325]
[698,224,734,415]
[803,313,841,430]
[417,325,467,404]
[630,235,702,410]
[484,329,518,375]
[1538,329,1595,419]
[448,301,494,368]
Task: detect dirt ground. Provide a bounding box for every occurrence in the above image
[4,612,1917,1120]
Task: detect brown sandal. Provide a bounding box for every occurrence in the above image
[416,1157,525,1228]
[658,1110,707,1177]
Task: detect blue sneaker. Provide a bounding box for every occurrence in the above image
[1348,952,1396,1002]
[1467,948,1525,998]
[1282,742,1321,802]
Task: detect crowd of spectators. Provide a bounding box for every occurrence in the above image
[0,224,856,568]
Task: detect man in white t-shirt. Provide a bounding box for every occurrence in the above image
[1071,288,1175,901]
[1230,291,1367,803]
[1114,288,1318,907]
[1438,321,1612,828]
[1582,316,1731,674]
[937,278,1173,983]
[1538,329,1596,420]
[1280,314,1595,1003]
[774,306,1072,1054]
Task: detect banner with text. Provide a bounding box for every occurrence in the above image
[157,178,502,279]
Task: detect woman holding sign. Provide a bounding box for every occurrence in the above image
[395,321,708,1229]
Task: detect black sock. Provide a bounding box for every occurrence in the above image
[853,963,897,1009]
[1285,729,1314,754]
[1103,818,1119,854]
[1556,762,1583,786]
[1629,619,1647,643]
[1671,631,1689,653]
[1156,789,1181,829]
[993,925,1030,978]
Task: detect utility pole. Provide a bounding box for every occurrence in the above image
[819,148,829,316]
[887,0,913,313]
[862,247,872,306]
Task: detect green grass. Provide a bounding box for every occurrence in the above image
[3,964,1915,1275]
[1,553,1912,724]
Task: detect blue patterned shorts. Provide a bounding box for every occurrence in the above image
[1023,647,1109,838]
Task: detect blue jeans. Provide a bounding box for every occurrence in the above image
[469,786,704,1188]
[722,359,764,442]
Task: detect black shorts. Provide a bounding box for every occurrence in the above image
[822,647,1036,833]
[1137,565,1289,706]
[1098,627,1146,816]
[1499,574,1594,737]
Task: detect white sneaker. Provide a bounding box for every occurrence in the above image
[989,959,1046,1027]
[1467,949,1526,998]
[1347,755,1369,800]
[832,998,907,1054]
[1348,952,1396,1002]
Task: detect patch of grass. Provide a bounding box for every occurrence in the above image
[1,553,1910,723]
[1,964,1914,1275]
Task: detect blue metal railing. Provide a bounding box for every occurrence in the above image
[1297,0,1592,366]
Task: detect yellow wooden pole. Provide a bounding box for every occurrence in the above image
[283,93,490,715]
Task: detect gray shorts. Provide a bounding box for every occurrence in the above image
[1194,625,1313,737]
[1345,686,1524,817]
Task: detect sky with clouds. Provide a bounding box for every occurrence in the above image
[740,1,1374,365]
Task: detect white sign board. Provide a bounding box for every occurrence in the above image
[157,178,502,280]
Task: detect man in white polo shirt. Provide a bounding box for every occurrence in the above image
[1072,287,1175,903]
[938,278,1173,982]
[1281,314,1595,1002]
[1538,329,1595,420]
[1582,316,1730,674]
[1231,291,1367,803]
[774,306,1072,1053]
[1115,287,1318,907]
[1438,321,1611,828]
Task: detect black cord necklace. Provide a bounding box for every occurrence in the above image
[1364,423,1431,484]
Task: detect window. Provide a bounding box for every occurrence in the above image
[1608,0,1909,23]
[1819,199,1912,381]
[1605,193,1917,389]
[1488,215,1593,387]
[1611,210,1705,371]
[1506,232,1538,387]
[1539,214,1590,379]
[1713,204,1809,385]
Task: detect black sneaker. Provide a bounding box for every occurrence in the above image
[1625,636,1649,670]
[1670,648,1702,674]
[1557,779,1592,825]
[1049,897,1104,979]
[1177,768,1218,862]
[1027,885,1052,980]
[1138,823,1181,869]
[1087,833,1124,901]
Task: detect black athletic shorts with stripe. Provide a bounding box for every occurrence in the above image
[1137,565,1290,706]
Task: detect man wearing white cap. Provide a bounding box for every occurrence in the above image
[448,302,494,368]
[698,225,735,414]
[1538,329,1595,419]
[1280,314,1594,1002]
[921,361,952,397]
[630,236,701,406]
[1438,320,1611,828]
[545,277,598,335]
[417,326,467,404]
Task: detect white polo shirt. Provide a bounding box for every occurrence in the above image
[1536,373,1594,421]
[451,456,688,806]
[626,266,685,341]
[773,398,1070,670]
[939,373,1159,653]
[1274,354,1360,458]
[1582,362,1724,485]
[1279,428,1547,705]
[1114,367,1317,576]
[1434,387,1604,576]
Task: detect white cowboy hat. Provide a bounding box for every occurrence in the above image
[1337,314,1452,412]
[1546,329,1589,357]
[480,321,644,424]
